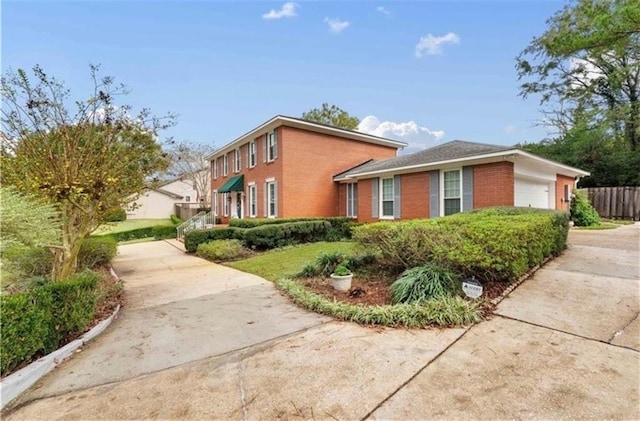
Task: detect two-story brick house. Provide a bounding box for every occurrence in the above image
[208,116,589,223]
[207,116,405,223]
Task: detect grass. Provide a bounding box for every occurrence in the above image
[574,222,621,230]
[94,219,173,235]
[275,278,481,327]
[226,241,355,281]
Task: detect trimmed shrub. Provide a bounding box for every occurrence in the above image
[45,271,99,338]
[229,217,353,240]
[571,191,601,227]
[390,263,459,304]
[0,289,57,375]
[98,223,176,243]
[196,239,250,262]
[243,220,331,250]
[184,228,242,253]
[2,247,53,282]
[104,208,126,222]
[78,236,118,269]
[0,271,99,376]
[170,214,183,225]
[152,225,177,240]
[353,207,569,283]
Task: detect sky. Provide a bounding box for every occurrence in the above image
[2,0,564,154]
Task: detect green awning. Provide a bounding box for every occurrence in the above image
[219,175,244,193]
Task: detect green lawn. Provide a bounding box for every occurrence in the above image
[226,241,356,281]
[94,218,174,235]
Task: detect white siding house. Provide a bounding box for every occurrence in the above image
[126,179,199,219]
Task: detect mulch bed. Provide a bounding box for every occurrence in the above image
[298,274,512,312]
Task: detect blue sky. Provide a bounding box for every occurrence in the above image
[3,1,563,153]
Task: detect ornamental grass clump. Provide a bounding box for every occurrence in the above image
[390,263,459,304]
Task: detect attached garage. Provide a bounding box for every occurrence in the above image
[514,176,554,209]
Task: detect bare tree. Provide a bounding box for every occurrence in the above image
[166,140,215,205]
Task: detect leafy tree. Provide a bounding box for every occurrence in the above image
[516,0,640,150]
[1,65,174,281]
[166,140,215,205]
[301,103,360,130]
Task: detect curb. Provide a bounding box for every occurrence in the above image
[0,304,121,410]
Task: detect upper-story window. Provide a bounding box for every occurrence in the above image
[212,159,218,180]
[249,141,257,168]
[234,148,241,172]
[267,131,277,162]
[223,154,228,176]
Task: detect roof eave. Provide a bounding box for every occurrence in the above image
[206,116,407,160]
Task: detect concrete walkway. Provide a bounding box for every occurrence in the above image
[4,226,640,419]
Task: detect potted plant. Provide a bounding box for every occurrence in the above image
[330,260,353,292]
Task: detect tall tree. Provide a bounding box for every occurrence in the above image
[1,65,174,281]
[516,0,640,150]
[166,140,215,205]
[301,103,360,130]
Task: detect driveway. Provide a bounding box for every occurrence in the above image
[4,226,640,419]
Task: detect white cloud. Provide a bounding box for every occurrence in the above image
[376,6,390,16]
[568,57,604,89]
[503,125,517,134]
[358,115,445,152]
[324,17,350,34]
[415,32,460,57]
[262,2,298,20]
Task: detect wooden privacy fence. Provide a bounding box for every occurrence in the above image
[578,186,640,220]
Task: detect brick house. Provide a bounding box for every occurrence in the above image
[208,116,588,223]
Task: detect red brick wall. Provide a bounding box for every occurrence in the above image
[556,174,575,212]
[473,162,515,208]
[400,172,430,219]
[358,179,375,222]
[281,126,397,217]
[211,125,398,222]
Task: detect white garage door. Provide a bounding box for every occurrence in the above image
[515,177,550,209]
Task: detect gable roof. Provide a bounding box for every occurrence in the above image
[206,115,408,160]
[335,140,589,180]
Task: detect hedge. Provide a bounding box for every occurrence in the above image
[0,271,99,375]
[243,220,331,250]
[229,217,353,239]
[184,227,243,253]
[98,223,177,242]
[352,207,569,283]
[78,236,118,269]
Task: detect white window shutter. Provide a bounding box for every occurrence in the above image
[273,130,278,159]
[263,182,268,216]
[274,181,278,217]
[263,135,267,163]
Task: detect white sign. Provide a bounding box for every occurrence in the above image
[462,278,483,299]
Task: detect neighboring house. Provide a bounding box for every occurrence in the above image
[208,116,589,223]
[126,178,200,219]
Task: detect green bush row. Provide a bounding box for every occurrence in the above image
[98,224,177,242]
[78,236,118,269]
[352,207,569,283]
[229,217,353,240]
[0,271,99,375]
[184,219,342,252]
[104,208,127,222]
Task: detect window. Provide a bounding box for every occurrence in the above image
[234,148,241,172]
[185,196,191,202]
[223,193,229,216]
[347,183,358,218]
[267,131,277,161]
[267,181,277,217]
[443,170,461,216]
[213,159,218,179]
[213,191,218,216]
[381,178,394,218]
[248,184,257,217]
[249,141,257,168]
[223,154,228,176]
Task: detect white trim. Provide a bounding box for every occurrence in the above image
[234,148,241,173]
[346,183,358,218]
[249,141,257,168]
[335,149,590,181]
[213,159,218,180]
[440,169,462,217]
[205,115,407,160]
[266,180,277,218]
[247,183,257,218]
[213,190,218,216]
[222,154,228,177]
[265,176,275,182]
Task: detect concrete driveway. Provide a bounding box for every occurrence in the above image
[4,225,640,420]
